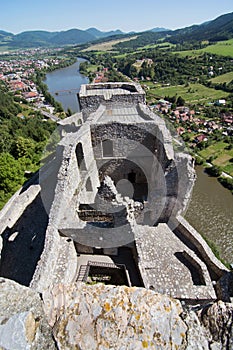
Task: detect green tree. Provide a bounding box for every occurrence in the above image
[66,108,73,117]
[176,96,185,106]
[13,136,35,159]
[0,153,24,193]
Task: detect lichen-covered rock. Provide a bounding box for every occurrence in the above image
[183,310,210,350]
[0,278,55,350]
[0,278,232,350]
[43,283,187,350]
[201,301,233,349]
[183,301,233,350]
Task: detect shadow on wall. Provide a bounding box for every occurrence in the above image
[0,193,48,286]
[175,252,206,286]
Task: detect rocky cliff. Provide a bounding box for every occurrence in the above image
[0,278,232,350]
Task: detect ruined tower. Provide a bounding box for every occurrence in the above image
[0,82,228,303]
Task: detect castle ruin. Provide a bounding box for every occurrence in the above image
[0,82,229,303]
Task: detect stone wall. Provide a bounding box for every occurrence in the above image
[78,82,146,120]
[30,143,81,291]
[171,215,229,281]
[30,124,103,290]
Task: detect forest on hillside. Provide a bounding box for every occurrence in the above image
[0,83,56,208]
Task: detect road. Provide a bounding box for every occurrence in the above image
[33,108,60,122]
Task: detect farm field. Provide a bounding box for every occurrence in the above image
[136,42,176,51]
[0,45,12,53]
[173,39,233,58]
[198,141,233,176]
[210,71,233,83]
[82,36,138,52]
[145,83,229,104]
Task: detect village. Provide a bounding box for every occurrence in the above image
[0,48,67,114]
[153,98,233,146]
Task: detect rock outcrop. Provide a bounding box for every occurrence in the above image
[43,283,187,349]
[0,278,55,350]
[183,301,233,349]
[0,278,232,350]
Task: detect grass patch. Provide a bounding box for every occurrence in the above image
[137,42,176,51]
[0,45,12,53]
[198,141,228,157]
[201,234,230,268]
[173,39,233,58]
[210,71,233,83]
[146,83,229,104]
[222,163,233,175]
[198,141,233,176]
[86,64,98,73]
[203,39,233,57]
[82,36,138,52]
[114,53,128,58]
[173,49,203,57]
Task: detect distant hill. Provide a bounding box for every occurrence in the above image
[170,12,233,43]
[114,12,233,51]
[0,30,14,45]
[11,31,58,47]
[1,12,233,49]
[49,29,95,45]
[86,28,124,39]
[114,31,172,50]
[0,30,13,37]
[150,27,170,33]
[0,27,125,48]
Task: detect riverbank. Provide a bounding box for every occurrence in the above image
[185,166,233,265]
[45,58,89,112]
[194,154,233,194]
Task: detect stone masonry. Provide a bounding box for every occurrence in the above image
[0,82,229,303]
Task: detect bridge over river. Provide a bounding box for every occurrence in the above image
[53,88,80,96]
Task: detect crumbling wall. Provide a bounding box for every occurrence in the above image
[78,82,146,119]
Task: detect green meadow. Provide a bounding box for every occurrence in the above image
[198,142,233,176]
[173,39,233,58]
[210,71,233,83]
[145,83,229,104]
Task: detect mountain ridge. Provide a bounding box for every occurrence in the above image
[170,12,233,42]
[0,12,233,49]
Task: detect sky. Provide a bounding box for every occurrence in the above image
[1,0,233,34]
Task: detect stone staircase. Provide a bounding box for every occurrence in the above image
[76,265,89,282]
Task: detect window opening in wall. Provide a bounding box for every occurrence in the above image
[102,139,113,157]
[76,143,87,170]
[86,177,93,192]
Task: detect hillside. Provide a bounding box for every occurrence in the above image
[86,27,124,38]
[48,29,95,45]
[114,12,233,51]
[150,27,170,32]
[170,12,233,43]
[0,30,13,39]
[0,28,125,49]
[11,30,58,48]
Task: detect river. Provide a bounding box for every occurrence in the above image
[44,57,89,112]
[185,166,233,264]
[45,60,233,265]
